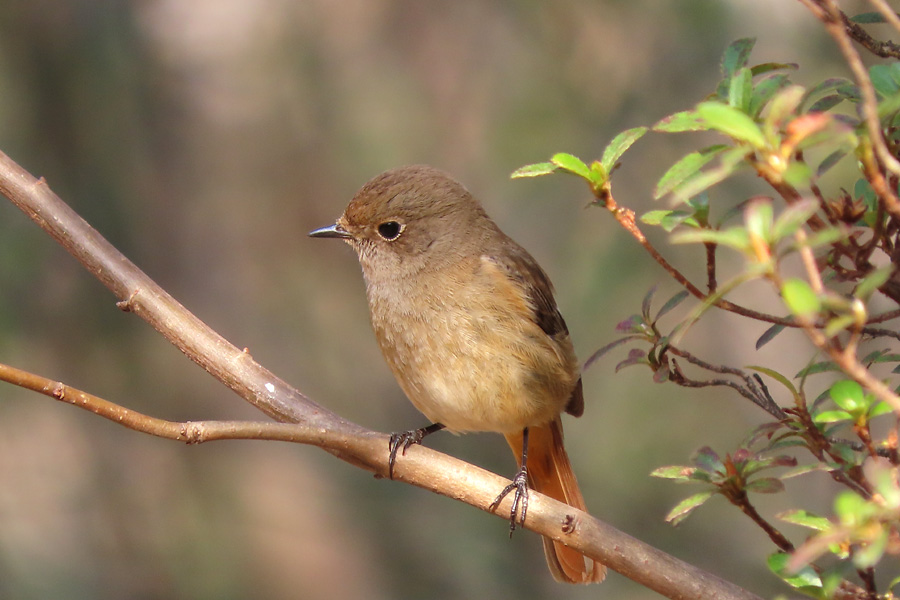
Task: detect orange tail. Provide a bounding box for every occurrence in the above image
[504,419,606,584]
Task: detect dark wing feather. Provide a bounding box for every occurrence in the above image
[485,244,584,417]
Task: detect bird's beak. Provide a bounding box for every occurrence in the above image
[308,223,352,239]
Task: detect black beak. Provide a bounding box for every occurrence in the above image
[308,223,352,239]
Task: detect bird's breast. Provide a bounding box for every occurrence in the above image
[363,260,577,433]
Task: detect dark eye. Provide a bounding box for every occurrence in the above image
[377,221,402,240]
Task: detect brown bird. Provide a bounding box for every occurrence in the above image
[309,165,605,584]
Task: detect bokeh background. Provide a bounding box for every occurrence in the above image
[0,1,885,598]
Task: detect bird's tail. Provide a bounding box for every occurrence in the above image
[504,418,606,584]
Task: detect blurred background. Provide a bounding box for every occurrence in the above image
[0,1,884,598]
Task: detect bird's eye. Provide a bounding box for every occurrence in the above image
[377,221,403,240]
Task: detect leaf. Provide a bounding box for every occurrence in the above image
[746,477,785,494]
[854,265,893,300]
[672,227,750,252]
[782,162,813,188]
[615,348,646,372]
[582,336,640,371]
[772,199,819,241]
[656,290,690,320]
[808,94,843,113]
[650,465,697,481]
[600,127,648,174]
[670,147,751,202]
[778,509,832,531]
[869,401,893,418]
[767,552,823,590]
[749,73,791,117]
[511,162,558,178]
[782,278,821,318]
[850,12,886,24]
[824,314,857,337]
[854,529,888,569]
[664,491,716,526]
[728,67,753,113]
[652,110,707,132]
[550,153,590,180]
[817,149,847,177]
[870,64,900,98]
[721,37,756,78]
[693,446,724,474]
[795,361,839,377]
[755,323,786,349]
[654,145,729,199]
[640,210,697,232]
[830,380,866,413]
[697,101,766,148]
[641,285,657,320]
[813,410,853,424]
[746,365,797,397]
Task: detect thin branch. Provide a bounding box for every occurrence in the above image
[813,0,900,190]
[0,149,763,600]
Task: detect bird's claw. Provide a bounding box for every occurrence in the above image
[489,465,529,537]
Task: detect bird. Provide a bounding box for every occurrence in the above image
[309,164,605,584]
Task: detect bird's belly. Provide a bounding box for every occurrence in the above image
[373,303,573,434]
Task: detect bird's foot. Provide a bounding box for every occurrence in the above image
[387,423,445,479]
[489,465,529,537]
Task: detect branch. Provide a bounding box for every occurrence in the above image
[0,149,763,600]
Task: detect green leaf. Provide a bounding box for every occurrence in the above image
[870,64,900,98]
[652,110,706,132]
[749,73,790,117]
[746,477,785,494]
[656,290,690,320]
[721,38,756,78]
[782,162,813,188]
[801,78,853,111]
[745,199,773,244]
[824,314,857,337]
[869,401,893,418]
[764,85,806,134]
[835,490,872,526]
[807,94,843,113]
[654,145,729,199]
[755,324,786,349]
[671,147,752,202]
[697,101,766,148]
[854,265,892,300]
[830,380,866,413]
[664,491,716,526]
[747,365,798,396]
[816,149,847,177]
[729,67,753,113]
[813,409,853,423]
[672,227,750,252]
[782,278,821,318]
[850,12,886,24]
[640,210,697,232]
[772,199,819,241]
[778,509,832,531]
[600,127,648,174]
[550,153,590,180]
[767,552,823,590]
[795,361,839,377]
[511,162,558,178]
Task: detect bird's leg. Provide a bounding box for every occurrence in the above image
[388,422,446,479]
[489,427,530,537]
